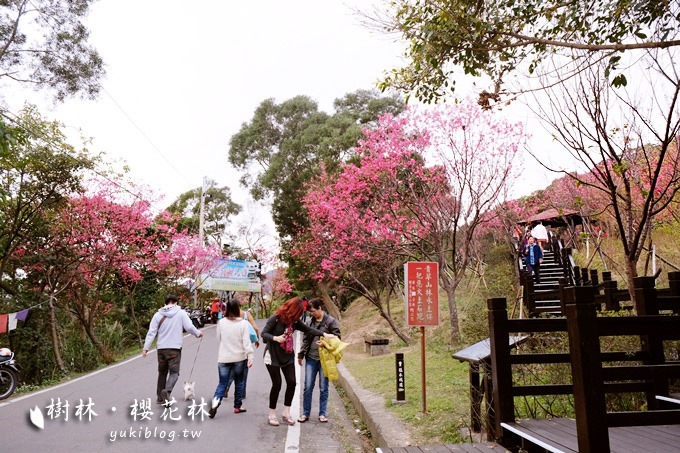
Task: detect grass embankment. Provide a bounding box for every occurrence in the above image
[571,222,680,287]
[339,244,515,445]
[340,287,497,445]
[339,225,680,445]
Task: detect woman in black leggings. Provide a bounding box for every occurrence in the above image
[261,297,333,426]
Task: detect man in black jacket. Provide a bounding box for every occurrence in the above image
[296,298,341,423]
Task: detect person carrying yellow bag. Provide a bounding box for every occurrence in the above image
[296,298,343,423]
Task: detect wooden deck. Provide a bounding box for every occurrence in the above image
[502,418,680,453]
[376,442,509,452]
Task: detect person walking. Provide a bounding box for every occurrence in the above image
[223,297,260,398]
[261,296,335,426]
[297,298,341,423]
[523,236,544,283]
[209,297,220,324]
[531,221,549,251]
[208,299,254,419]
[142,295,203,403]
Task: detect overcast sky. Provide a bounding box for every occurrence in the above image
[7,0,562,238]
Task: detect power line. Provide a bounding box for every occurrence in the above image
[0,107,143,200]
[101,88,193,187]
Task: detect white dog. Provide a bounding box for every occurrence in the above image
[183,381,195,401]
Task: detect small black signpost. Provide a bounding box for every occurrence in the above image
[393,353,406,403]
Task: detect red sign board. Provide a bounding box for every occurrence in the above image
[404,262,439,326]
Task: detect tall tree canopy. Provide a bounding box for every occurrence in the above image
[0,0,104,100]
[228,89,404,243]
[0,105,95,295]
[165,179,241,246]
[531,51,680,303]
[379,0,680,103]
[294,102,525,341]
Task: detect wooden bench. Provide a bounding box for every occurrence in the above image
[488,284,680,452]
[451,335,528,439]
[364,337,389,356]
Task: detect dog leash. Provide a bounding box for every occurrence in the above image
[188,335,203,381]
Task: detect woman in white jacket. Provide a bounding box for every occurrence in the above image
[209,299,253,419]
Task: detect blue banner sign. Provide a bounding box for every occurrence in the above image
[199,259,262,293]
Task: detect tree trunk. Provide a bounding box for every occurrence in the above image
[83,319,114,364]
[72,296,115,364]
[47,292,65,371]
[378,306,412,344]
[128,295,143,347]
[318,280,341,320]
[623,256,639,310]
[444,284,460,343]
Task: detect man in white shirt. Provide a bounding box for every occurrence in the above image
[531,221,549,251]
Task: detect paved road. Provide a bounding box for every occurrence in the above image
[0,320,363,452]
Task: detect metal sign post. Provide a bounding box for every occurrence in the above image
[394,353,406,404]
[404,261,439,413]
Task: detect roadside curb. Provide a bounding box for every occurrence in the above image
[336,361,412,449]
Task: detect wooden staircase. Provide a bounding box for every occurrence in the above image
[520,245,570,316]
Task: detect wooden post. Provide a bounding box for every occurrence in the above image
[669,271,680,314]
[481,358,495,441]
[565,286,610,453]
[603,278,618,311]
[581,267,590,286]
[487,298,513,443]
[523,271,536,317]
[590,269,599,287]
[470,362,482,432]
[558,277,567,315]
[420,326,426,413]
[635,276,658,315]
[562,248,573,284]
[573,266,582,286]
[634,276,666,409]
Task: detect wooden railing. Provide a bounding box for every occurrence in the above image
[488,283,680,452]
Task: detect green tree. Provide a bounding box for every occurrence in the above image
[165,179,241,246]
[0,105,95,295]
[379,0,680,103]
[0,0,104,100]
[228,89,404,243]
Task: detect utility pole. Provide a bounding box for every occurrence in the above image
[194,177,207,308]
[199,176,206,245]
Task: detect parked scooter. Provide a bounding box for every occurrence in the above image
[0,347,19,400]
[184,307,206,328]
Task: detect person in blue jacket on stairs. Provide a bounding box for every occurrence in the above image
[523,236,544,283]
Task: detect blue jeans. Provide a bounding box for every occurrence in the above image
[224,360,249,397]
[213,360,246,409]
[302,357,328,417]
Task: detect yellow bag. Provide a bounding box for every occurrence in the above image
[319,337,349,382]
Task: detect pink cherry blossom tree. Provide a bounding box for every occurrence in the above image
[22,182,219,364]
[294,104,525,342]
[405,102,526,340]
[293,115,442,343]
[533,55,680,305]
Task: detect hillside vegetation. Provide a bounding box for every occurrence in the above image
[340,219,680,445]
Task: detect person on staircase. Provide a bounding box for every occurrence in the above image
[530,221,549,251]
[523,236,544,284]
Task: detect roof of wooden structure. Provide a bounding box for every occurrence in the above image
[520,208,583,226]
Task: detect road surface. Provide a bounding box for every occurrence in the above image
[0,320,362,452]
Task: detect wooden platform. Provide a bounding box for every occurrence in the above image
[376,442,509,452]
[502,418,680,453]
